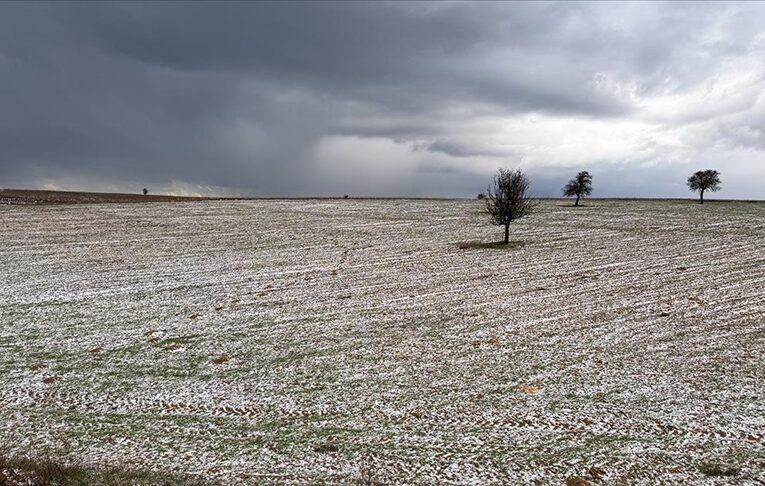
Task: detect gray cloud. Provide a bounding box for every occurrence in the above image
[1,1,764,198]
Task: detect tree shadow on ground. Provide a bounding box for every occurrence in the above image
[457,240,526,250]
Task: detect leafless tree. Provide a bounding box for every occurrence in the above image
[142,188,148,196]
[687,170,721,204]
[562,171,593,206]
[485,168,535,244]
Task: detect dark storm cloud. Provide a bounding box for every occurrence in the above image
[1,1,764,197]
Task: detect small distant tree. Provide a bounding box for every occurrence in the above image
[562,171,593,206]
[476,193,486,200]
[687,170,721,204]
[485,168,535,244]
[142,188,148,196]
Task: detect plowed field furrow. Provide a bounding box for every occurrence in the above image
[1,199,764,484]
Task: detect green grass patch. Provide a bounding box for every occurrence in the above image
[0,453,213,486]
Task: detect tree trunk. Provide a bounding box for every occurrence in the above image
[504,223,509,244]
[700,189,704,204]
[575,195,580,206]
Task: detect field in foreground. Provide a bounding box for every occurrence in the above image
[1,199,763,484]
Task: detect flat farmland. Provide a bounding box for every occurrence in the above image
[1,199,763,484]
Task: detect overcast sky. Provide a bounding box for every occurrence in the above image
[1,2,764,198]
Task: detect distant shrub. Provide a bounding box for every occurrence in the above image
[476,193,485,199]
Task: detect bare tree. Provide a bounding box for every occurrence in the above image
[687,170,721,204]
[485,168,535,244]
[142,188,149,196]
[562,171,593,206]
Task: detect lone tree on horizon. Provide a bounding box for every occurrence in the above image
[142,188,148,196]
[562,171,593,206]
[485,168,535,244]
[687,170,721,204]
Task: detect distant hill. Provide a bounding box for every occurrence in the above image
[0,189,211,205]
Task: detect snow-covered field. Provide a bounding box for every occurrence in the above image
[1,199,763,484]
